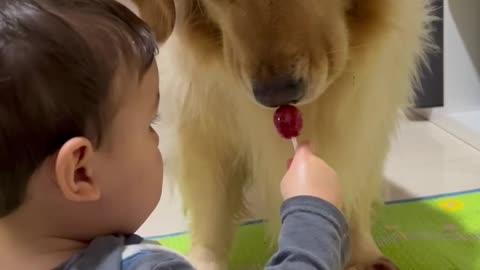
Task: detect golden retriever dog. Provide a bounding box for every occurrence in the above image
[132,1,433,269]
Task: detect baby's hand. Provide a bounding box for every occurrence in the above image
[281,144,341,209]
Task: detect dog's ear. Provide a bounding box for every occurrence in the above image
[132,0,176,43]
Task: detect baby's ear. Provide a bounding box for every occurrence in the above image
[133,0,176,43]
[55,138,100,202]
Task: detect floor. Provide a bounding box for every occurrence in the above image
[137,116,480,237]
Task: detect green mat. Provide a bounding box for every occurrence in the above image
[151,190,480,270]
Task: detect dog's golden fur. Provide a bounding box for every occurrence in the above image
[132,1,433,269]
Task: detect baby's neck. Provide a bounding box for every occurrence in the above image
[0,211,86,270]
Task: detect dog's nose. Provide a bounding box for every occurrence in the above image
[252,76,305,108]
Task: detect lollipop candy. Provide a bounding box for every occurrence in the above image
[273,105,303,150]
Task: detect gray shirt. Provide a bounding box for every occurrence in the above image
[55,196,350,270]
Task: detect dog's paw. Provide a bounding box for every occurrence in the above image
[366,258,400,270]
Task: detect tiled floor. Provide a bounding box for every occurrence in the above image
[137,117,480,237]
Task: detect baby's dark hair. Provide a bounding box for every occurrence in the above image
[0,0,158,217]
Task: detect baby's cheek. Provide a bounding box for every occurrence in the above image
[150,127,160,145]
[149,152,164,209]
[151,148,164,184]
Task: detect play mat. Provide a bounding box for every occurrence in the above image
[150,189,480,270]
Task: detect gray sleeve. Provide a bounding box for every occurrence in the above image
[265,196,351,270]
[123,249,194,270]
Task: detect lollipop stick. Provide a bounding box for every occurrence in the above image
[291,137,298,151]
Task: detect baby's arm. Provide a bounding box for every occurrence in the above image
[264,144,350,270]
[265,196,350,270]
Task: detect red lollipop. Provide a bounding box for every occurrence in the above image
[274,105,303,149]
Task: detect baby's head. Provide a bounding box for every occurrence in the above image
[0,0,163,239]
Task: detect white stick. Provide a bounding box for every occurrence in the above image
[291,137,298,151]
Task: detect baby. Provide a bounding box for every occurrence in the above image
[0,0,350,269]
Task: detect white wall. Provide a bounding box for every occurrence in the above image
[417,0,480,150]
[443,0,480,112]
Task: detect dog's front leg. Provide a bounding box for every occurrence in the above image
[186,177,244,270]
[177,129,247,270]
[345,169,400,270]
